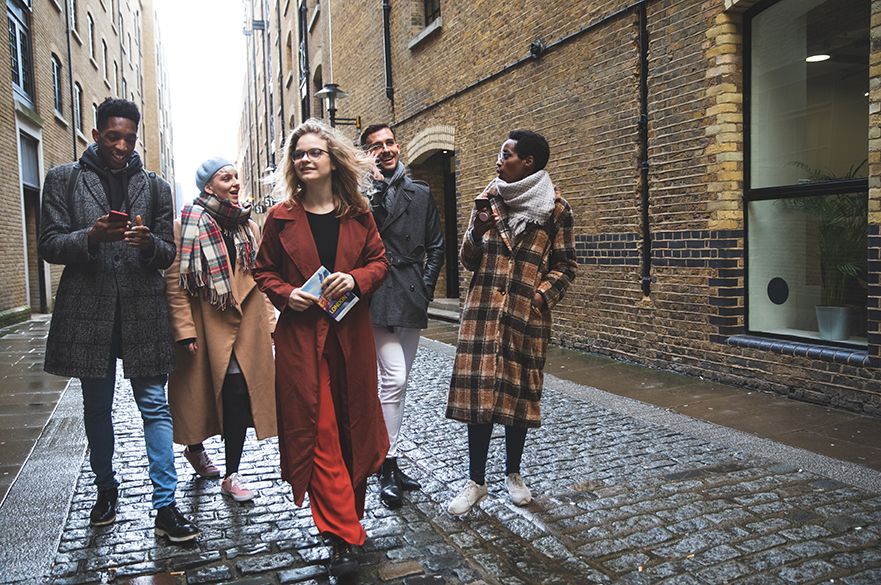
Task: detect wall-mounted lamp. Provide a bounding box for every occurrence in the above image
[806,54,830,63]
[316,83,362,129]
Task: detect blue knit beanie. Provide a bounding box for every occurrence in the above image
[195,157,234,193]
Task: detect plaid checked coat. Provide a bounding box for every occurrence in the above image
[446,194,577,428]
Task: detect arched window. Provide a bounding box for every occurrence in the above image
[101,39,108,79]
[87,13,94,60]
[73,82,83,132]
[51,54,63,112]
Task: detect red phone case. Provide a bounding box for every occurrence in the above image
[108,210,129,222]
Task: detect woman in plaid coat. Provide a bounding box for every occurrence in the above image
[446,130,577,515]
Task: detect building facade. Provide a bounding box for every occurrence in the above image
[239,0,881,415]
[1,0,175,324]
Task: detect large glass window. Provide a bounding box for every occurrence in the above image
[747,0,869,346]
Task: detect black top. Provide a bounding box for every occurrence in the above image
[222,232,237,272]
[306,210,340,272]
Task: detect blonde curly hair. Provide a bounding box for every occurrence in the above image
[270,119,372,217]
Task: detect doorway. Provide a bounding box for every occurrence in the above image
[19,132,46,313]
[409,150,459,298]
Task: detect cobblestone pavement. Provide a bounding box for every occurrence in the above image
[44,342,881,584]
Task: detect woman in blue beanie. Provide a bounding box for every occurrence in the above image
[164,158,278,502]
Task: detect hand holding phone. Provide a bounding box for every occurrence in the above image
[108,210,129,223]
[88,212,128,245]
[475,198,492,223]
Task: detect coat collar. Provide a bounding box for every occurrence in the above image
[82,170,108,213]
[80,166,147,215]
[380,179,415,233]
[272,201,369,279]
[490,195,514,253]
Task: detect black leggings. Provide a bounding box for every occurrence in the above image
[189,373,253,477]
[467,423,528,485]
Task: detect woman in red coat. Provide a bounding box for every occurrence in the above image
[254,119,389,578]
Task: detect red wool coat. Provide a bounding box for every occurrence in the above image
[253,201,390,505]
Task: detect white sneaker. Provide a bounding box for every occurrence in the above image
[505,473,532,506]
[447,480,488,516]
[221,472,255,502]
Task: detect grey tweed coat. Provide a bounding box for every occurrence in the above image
[446,193,577,428]
[38,161,177,379]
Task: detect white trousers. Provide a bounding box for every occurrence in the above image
[372,325,421,458]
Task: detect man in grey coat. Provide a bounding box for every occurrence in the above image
[39,98,199,542]
[361,124,445,508]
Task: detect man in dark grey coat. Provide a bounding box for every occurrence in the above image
[38,98,198,542]
[361,124,445,508]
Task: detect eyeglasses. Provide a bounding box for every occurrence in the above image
[292,147,329,161]
[365,139,397,153]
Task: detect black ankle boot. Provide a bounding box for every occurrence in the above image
[379,458,402,509]
[393,458,422,491]
[90,487,118,527]
[154,504,200,543]
[328,535,359,577]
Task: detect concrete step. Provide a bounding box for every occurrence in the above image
[428,298,460,324]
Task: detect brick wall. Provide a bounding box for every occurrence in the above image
[252,0,881,415]
[0,0,173,320]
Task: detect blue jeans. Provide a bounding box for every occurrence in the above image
[80,367,177,509]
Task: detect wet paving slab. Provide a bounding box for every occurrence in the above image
[0,315,70,506]
[29,341,881,585]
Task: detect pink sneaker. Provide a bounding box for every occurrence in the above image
[183,447,221,478]
[221,473,255,502]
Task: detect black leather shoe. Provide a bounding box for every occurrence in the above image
[154,505,200,542]
[393,458,422,491]
[379,458,403,509]
[89,487,118,527]
[328,535,359,577]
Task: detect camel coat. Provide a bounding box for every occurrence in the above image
[165,219,278,445]
[253,201,389,506]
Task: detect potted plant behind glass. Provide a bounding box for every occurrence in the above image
[786,160,868,341]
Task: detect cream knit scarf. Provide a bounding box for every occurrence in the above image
[490,170,556,238]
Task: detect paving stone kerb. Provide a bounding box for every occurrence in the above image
[31,341,881,584]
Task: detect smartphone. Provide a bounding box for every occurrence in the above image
[108,210,129,223]
[475,199,491,222]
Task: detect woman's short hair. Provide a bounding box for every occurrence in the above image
[272,119,372,216]
[508,129,550,172]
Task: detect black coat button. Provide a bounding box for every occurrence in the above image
[409,284,415,291]
[405,234,411,241]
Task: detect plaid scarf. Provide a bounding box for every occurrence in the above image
[489,170,556,238]
[178,194,256,310]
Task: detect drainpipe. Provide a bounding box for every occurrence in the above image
[275,0,285,145]
[637,4,651,296]
[382,0,393,101]
[64,0,77,159]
